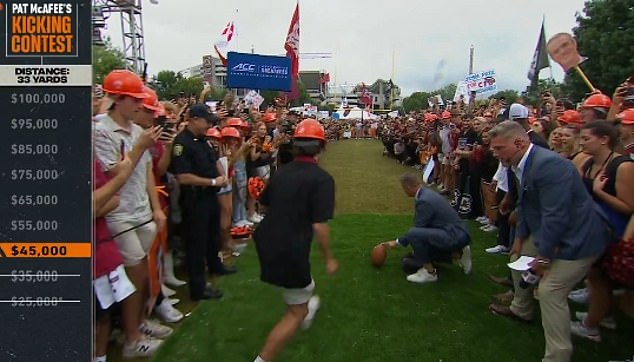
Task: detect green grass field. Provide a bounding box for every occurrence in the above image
[137,139,632,362]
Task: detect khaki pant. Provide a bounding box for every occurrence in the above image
[509,238,597,362]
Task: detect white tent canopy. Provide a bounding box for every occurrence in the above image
[333,106,377,120]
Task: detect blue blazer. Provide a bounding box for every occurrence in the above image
[515,146,608,260]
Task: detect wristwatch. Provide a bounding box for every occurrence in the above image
[211,178,216,186]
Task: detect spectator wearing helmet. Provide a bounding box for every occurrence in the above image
[616,108,634,156]
[253,119,338,362]
[93,69,173,354]
[580,93,612,124]
[132,86,184,323]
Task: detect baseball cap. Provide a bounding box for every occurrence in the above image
[189,103,217,123]
[509,103,529,120]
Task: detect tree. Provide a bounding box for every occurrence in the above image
[151,70,181,100]
[522,78,564,106]
[563,0,634,101]
[490,89,520,103]
[290,80,313,107]
[403,91,431,112]
[173,76,204,98]
[431,83,458,104]
[92,38,126,84]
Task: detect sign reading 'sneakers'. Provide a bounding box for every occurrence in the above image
[227,52,292,91]
[6,2,77,56]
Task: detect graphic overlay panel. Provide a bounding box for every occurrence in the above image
[0,1,92,361]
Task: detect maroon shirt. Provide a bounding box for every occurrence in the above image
[94,160,124,278]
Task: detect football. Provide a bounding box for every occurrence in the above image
[371,244,388,267]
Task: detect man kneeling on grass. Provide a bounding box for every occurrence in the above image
[253,119,339,362]
[383,173,472,283]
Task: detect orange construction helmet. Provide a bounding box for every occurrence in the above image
[221,126,241,139]
[142,86,161,112]
[441,111,452,119]
[557,110,582,124]
[294,119,325,141]
[262,112,277,123]
[226,117,243,127]
[617,108,634,125]
[206,127,222,139]
[102,69,147,99]
[582,93,612,110]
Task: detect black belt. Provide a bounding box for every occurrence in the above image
[181,185,218,197]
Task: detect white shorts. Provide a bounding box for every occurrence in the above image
[282,279,315,305]
[94,264,136,310]
[108,220,157,266]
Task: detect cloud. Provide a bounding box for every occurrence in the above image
[102,0,585,96]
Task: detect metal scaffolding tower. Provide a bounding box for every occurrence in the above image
[92,0,147,76]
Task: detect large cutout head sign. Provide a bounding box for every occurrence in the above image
[547,33,585,72]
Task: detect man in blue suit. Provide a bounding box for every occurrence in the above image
[487,121,609,362]
[384,173,472,284]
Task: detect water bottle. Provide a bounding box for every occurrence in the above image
[519,269,540,289]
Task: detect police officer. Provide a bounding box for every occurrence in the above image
[170,104,237,301]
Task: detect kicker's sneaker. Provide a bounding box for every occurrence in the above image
[301,295,321,330]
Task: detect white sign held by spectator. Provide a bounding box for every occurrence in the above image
[453,81,470,104]
[465,69,497,94]
[244,90,264,109]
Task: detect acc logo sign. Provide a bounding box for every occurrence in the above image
[231,63,256,72]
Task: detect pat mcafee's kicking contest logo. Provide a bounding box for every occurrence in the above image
[6,2,77,56]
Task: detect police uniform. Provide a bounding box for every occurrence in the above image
[170,127,225,299]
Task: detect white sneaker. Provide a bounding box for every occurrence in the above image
[301,295,321,330]
[459,246,472,275]
[161,284,176,297]
[570,320,601,342]
[247,215,260,223]
[476,216,488,224]
[485,245,509,254]
[164,276,187,287]
[122,336,163,358]
[568,288,589,304]
[406,268,438,283]
[155,299,184,323]
[168,298,180,305]
[139,319,173,339]
[575,311,616,330]
[481,224,498,232]
[233,243,248,254]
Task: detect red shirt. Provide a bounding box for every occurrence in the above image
[94,160,124,278]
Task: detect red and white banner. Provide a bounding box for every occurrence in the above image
[214,21,235,67]
[284,3,300,100]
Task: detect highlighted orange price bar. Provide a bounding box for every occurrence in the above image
[0,243,91,258]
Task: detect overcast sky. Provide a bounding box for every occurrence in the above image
[102,0,586,96]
